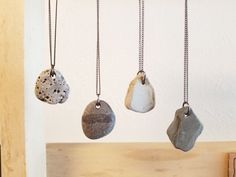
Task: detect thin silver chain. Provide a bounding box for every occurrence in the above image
[96,0,101,99]
[139,0,144,72]
[48,0,58,70]
[184,0,189,105]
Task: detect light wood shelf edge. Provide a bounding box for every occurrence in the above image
[47,142,236,177]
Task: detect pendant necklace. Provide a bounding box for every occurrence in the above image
[35,0,70,104]
[82,0,116,140]
[125,0,155,113]
[167,0,203,152]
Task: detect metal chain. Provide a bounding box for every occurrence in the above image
[183,0,189,105]
[139,0,144,72]
[48,0,58,70]
[96,0,101,100]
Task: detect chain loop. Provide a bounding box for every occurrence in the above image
[48,0,58,70]
[183,0,189,105]
[96,0,101,99]
[138,0,144,72]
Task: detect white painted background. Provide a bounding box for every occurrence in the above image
[25,0,46,177]
[26,0,236,144]
[44,0,236,143]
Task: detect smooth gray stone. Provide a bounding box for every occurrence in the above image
[167,107,203,152]
[82,100,115,140]
[35,69,70,104]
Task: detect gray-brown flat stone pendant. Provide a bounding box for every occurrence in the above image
[35,69,70,104]
[82,100,115,140]
[125,72,155,113]
[167,107,203,152]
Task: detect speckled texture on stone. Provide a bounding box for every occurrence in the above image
[82,100,115,140]
[35,69,70,104]
[167,107,203,152]
[125,73,155,113]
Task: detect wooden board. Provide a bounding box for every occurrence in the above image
[47,142,236,177]
[229,153,236,177]
[0,0,26,176]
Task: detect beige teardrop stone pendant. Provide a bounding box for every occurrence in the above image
[82,100,115,140]
[35,69,70,104]
[167,106,203,152]
[125,72,155,113]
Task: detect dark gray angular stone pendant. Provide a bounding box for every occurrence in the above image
[82,100,115,140]
[35,69,70,104]
[167,107,203,152]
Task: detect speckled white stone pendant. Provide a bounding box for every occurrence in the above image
[82,100,115,140]
[167,107,203,152]
[35,69,70,104]
[125,72,155,113]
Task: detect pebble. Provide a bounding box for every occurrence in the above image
[167,106,203,152]
[35,69,70,104]
[82,100,115,140]
[125,72,155,113]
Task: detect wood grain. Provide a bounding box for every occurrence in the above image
[47,142,236,177]
[229,153,236,177]
[0,0,26,176]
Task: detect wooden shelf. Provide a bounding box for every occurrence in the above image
[47,142,236,177]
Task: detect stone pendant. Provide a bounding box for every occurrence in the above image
[167,107,203,152]
[82,100,115,140]
[125,72,155,113]
[35,69,70,104]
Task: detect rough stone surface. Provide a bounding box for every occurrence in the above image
[35,69,70,104]
[125,73,155,113]
[167,107,203,152]
[82,100,115,140]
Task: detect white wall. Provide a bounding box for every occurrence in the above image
[25,0,46,177]
[26,0,236,146]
